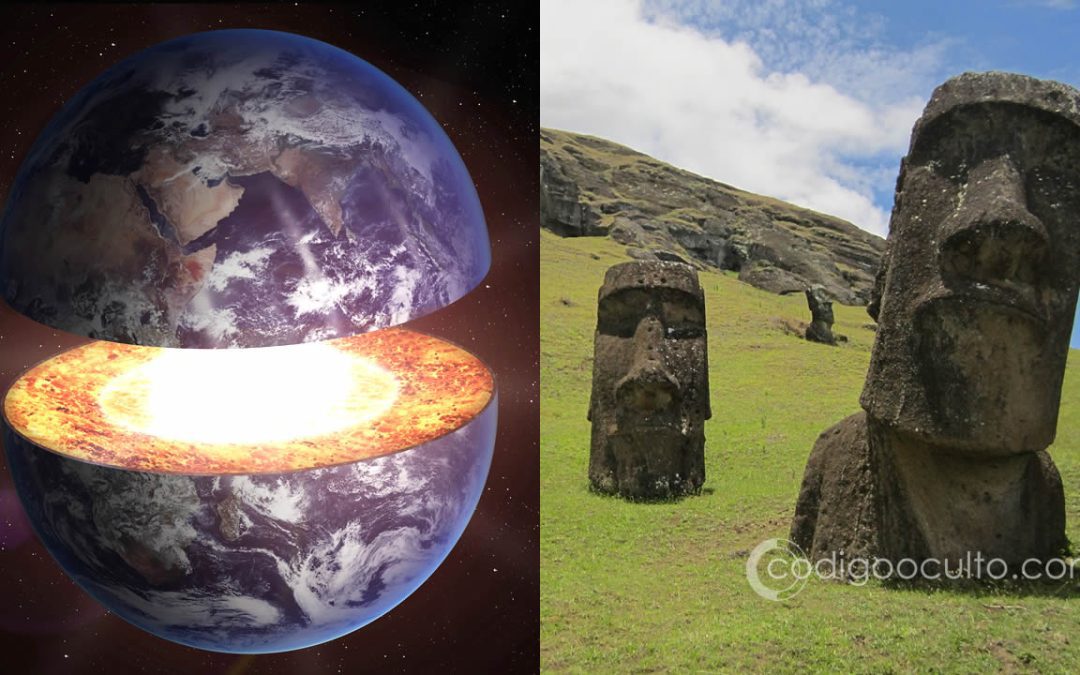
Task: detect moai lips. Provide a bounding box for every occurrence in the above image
[588,261,710,500]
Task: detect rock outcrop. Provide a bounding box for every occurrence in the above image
[540,127,886,304]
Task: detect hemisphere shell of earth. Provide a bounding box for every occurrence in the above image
[4,400,497,652]
[0,29,490,348]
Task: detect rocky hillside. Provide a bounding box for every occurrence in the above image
[540,127,886,305]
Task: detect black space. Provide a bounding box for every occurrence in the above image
[0,3,538,673]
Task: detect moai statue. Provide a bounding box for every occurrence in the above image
[804,285,836,345]
[791,72,1080,569]
[588,261,711,500]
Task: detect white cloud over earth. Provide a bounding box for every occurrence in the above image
[540,0,953,235]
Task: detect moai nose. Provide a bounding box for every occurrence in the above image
[939,155,1049,287]
[614,316,680,413]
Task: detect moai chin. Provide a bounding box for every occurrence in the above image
[588,260,710,500]
[792,72,1080,569]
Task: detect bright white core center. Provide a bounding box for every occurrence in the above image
[98,342,400,445]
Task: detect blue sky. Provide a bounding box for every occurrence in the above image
[541,0,1080,346]
[880,1,1080,85]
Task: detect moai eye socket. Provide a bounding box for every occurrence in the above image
[597,288,653,337]
[664,324,704,339]
[660,293,705,339]
[598,288,705,339]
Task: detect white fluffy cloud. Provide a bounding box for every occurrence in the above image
[540,0,951,235]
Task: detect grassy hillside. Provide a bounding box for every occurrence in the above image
[540,127,885,304]
[540,229,1080,672]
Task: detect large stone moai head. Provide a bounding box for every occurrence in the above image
[861,72,1080,455]
[588,260,710,499]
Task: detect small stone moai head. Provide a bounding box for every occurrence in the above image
[588,260,710,499]
[804,285,836,345]
[861,72,1080,455]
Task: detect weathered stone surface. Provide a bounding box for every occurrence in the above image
[792,413,1066,566]
[540,128,885,305]
[873,427,1066,566]
[737,260,806,296]
[790,413,879,562]
[792,72,1080,571]
[540,150,603,236]
[588,261,710,500]
[804,285,836,345]
[863,72,1080,455]
[653,250,689,264]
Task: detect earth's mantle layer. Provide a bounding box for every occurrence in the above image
[3,327,494,474]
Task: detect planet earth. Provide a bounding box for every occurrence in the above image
[0,29,496,653]
[4,402,496,653]
[0,29,490,349]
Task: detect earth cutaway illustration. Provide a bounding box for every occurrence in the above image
[0,29,496,653]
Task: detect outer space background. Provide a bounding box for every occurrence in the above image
[0,3,538,673]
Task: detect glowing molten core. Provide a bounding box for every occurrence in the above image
[3,328,493,474]
[99,343,399,445]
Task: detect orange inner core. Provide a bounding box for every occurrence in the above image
[3,328,494,474]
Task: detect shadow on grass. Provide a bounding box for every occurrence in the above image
[883,574,1080,599]
[584,482,714,504]
[878,540,1080,599]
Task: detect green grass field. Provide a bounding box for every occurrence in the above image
[540,229,1080,672]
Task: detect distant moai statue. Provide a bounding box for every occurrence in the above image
[791,72,1080,569]
[804,285,836,345]
[588,261,710,500]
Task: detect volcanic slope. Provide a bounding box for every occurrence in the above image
[540,127,885,304]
